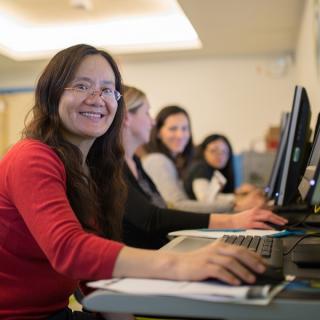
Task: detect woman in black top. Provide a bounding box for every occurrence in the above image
[184,134,261,211]
[121,85,287,249]
[185,134,235,196]
[123,156,209,249]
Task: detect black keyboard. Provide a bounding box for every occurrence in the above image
[221,235,283,268]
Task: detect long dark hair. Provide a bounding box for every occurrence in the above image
[22,44,127,241]
[197,134,235,192]
[145,105,194,178]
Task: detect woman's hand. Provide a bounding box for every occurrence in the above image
[231,207,288,229]
[113,240,266,286]
[234,189,266,211]
[235,183,257,195]
[209,207,287,229]
[171,240,266,285]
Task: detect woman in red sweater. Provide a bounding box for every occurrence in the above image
[0,44,267,319]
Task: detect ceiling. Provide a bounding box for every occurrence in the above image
[0,0,305,67]
[179,0,304,56]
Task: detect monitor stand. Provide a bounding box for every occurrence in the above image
[270,203,320,226]
[271,203,311,214]
[304,214,320,227]
[291,243,320,268]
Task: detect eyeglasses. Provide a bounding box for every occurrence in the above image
[207,148,229,156]
[64,85,122,102]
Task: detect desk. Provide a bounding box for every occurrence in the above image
[83,235,320,320]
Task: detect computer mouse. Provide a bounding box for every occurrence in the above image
[207,268,285,286]
[253,267,285,286]
[265,222,287,231]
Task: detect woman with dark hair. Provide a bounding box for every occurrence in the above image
[184,134,258,210]
[142,105,213,212]
[145,105,194,178]
[122,85,287,249]
[0,44,270,319]
[142,106,263,212]
[195,134,236,193]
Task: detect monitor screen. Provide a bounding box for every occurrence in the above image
[299,112,320,203]
[265,112,290,199]
[276,86,311,206]
[310,170,320,205]
[311,112,320,147]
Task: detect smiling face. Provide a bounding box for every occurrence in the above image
[128,98,154,146]
[158,112,190,156]
[58,54,118,147]
[204,138,230,169]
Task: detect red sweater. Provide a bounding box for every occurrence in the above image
[0,139,124,319]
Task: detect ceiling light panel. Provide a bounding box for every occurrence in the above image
[0,0,201,60]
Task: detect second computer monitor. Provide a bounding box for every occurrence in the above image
[276,86,311,206]
[299,112,320,204]
[265,112,290,199]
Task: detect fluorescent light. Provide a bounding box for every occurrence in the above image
[0,8,201,60]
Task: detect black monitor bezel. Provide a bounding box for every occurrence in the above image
[299,112,320,204]
[265,112,290,199]
[276,86,311,206]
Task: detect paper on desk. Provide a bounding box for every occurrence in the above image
[87,278,285,305]
[181,282,285,305]
[168,229,285,239]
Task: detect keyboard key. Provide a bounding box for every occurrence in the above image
[222,235,283,268]
[248,236,260,252]
[233,235,245,245]
[242,236,252,248]
[224,235,237,244]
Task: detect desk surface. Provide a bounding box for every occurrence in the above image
[83,290,319,320]
[83,235,320,320]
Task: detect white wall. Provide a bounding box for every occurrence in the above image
[295,0,320,127]
[3,93,34,147]
[120,56,296,152]
[7,1,320,154]
[0,54,297,154]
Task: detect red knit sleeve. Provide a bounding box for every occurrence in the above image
[6,140,124,280]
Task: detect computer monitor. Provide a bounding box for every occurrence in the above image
[312,112,320,145]
[299,112,320,204]
[276,86,311,206]
[309,171,320,206]
[265,112,290,199]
